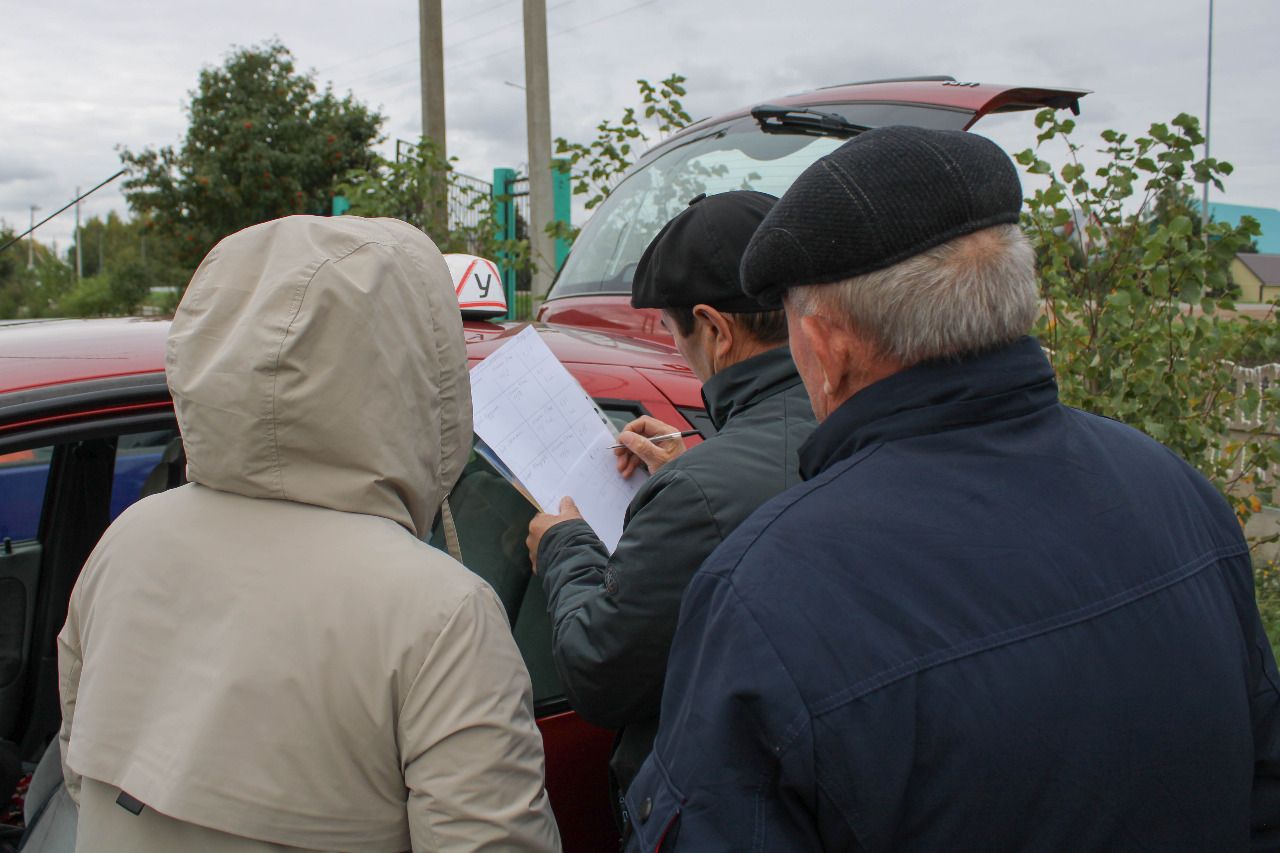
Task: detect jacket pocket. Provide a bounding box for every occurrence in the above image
[623,765,683,853]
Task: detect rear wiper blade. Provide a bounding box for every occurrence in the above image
[751,104,868,138]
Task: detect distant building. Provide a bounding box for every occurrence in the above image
[1231,253,1280,303]
[1206,202,1280,253]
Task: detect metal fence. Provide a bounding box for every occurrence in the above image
[1228,362,1280,488]
[512,177,531,238]
[1233,363,1280,431]
[448,172,493,235]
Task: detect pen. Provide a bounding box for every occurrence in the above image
[608,430,700,450]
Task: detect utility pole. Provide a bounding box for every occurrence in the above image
[419,0,448,238]
[75,186,83,280]
[1202,0,1214,234]
[27,206,38,269]
[523,0,555,302]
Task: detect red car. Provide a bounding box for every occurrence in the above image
[0,316,703,852]
[538,75,1088,341]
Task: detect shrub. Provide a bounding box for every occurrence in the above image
[1017,111,1279,539]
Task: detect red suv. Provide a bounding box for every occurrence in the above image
[538,75,1088,341]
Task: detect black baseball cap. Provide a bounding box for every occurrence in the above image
[632,190,778,313]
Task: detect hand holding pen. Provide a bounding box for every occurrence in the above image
[612,416,699,478]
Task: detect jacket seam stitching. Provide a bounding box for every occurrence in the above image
[711,442,887,579]
[372,220,456,528]
[673,467,726,543]
[394,582,486,853]
[812,759,869,850]
[266,238,387,499]
[809,541,1249,717]
[267,262,323,498]
[397,584,486,722]
[706,573,813,751]
[708,573,819,850]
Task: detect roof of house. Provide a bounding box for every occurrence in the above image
[1236,252,1280,286]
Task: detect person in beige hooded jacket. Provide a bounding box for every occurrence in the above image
[56,215,561,852]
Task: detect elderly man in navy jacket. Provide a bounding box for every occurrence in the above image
[623,126,1280,852]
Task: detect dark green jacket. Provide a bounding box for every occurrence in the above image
[536,345,815,795]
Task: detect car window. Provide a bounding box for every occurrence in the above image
[110,429,182,518]
[677,406,717,438]
[0,446,54,541]
[1,423,181,757]
[553,102,974,297]
[0,430,182,543]
[429,443,558,700]
[429,405,642,706]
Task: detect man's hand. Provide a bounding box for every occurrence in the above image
[526,496,584,574]
[615,415,689,478]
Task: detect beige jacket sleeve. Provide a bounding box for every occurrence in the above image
[400,584,561,853]
[56,590,84,805]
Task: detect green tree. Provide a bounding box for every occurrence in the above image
[0,227,36,318]
[340,140,465,248]
[553,74,693,218]
[336,73,693,302]
[1017,110,1279,536]
[121,41,383,276]
[63,213,186,316]
[70,212,145,279]
[337,138,532,290]
[0,232,71,319]
[1150,183,1260,256]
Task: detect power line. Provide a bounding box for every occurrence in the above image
[343,0,660,101]
[317,38,417,76]
[444,0,661,76]
[316,0,518,77]
[547,0,660,41]
[0,170,126,256]
[343,1,574,89]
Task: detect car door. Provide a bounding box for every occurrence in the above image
[424,396,703,853]
[0,385,177,845]
[0,371,176,756]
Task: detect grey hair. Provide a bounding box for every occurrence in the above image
[784,224,1039,366]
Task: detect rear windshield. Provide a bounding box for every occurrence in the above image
[551,102,973,298]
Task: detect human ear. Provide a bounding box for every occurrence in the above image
[692,304,734,369]
[799,313,852,401]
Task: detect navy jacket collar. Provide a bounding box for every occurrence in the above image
[702,345,803,431]
[799,336,1058,480]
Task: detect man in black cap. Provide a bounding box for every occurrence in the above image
[525,190,815,829]
[623,127,1280,851]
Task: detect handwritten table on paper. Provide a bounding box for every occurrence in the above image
[468,325,647,551]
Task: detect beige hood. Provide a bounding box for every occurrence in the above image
[166,215,470,536]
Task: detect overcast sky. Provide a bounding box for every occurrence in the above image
[4,0,1277,253]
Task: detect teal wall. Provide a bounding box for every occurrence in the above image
[1207,202,1280,253]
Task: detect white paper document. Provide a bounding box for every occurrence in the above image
[468,325,647,551]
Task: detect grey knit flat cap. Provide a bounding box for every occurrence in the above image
[740,126,1023,306]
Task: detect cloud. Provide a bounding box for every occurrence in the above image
[0,161,55,186]
[5,0,1278,250]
